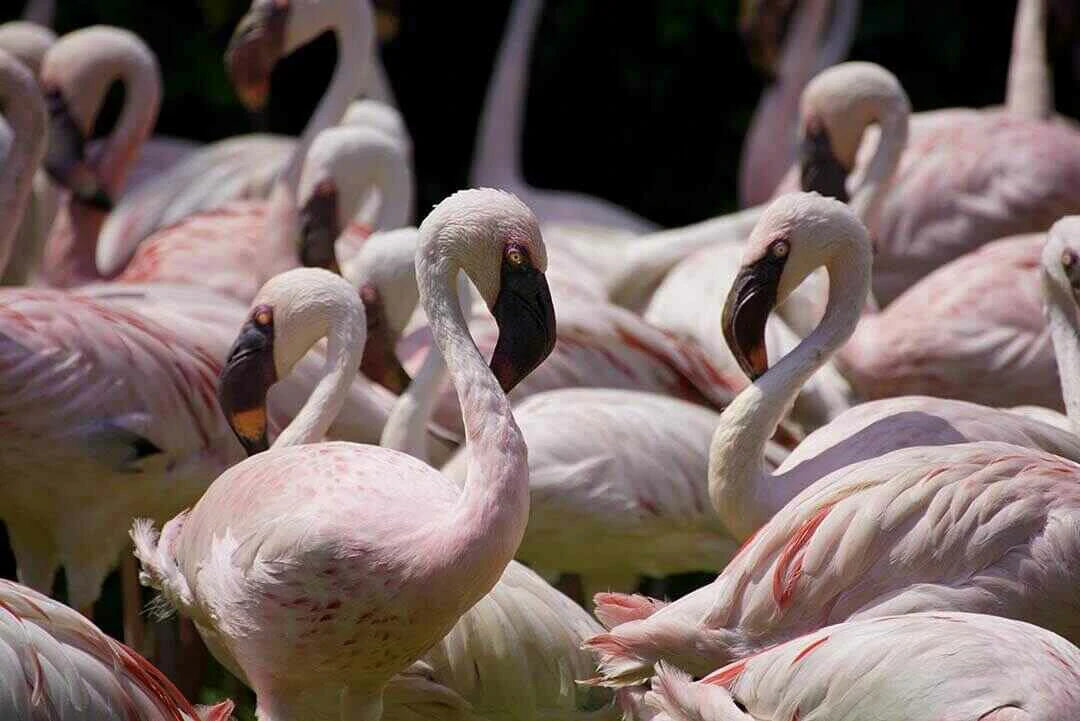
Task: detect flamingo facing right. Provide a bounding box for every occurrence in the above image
[645,613,1080,721]
[585,193,1080,687]
[133,189,557,721]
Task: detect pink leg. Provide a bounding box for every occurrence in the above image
[121,550,146,652]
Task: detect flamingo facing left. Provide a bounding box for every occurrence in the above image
[0,579,235,721]
[132,189,557,721]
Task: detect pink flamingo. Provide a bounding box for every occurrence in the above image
[113,121,411,303]
[37,26,197,287]
[0,578,235,721]
[584,193,1080,686]
[644,613,1080,721]
[469,0,658,233]
[132,189,557,721]
[738,0,859,208]
[94,0,392,271]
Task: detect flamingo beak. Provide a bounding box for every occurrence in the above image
[799,123,850,203]
[43,88,113,211]
[359,284,412,394]
[722,254,787,381]
[738,0,796,79]
[225,1,289,113]
[298,179,342,275]
[219,310,277,456]
[490,253,557,394]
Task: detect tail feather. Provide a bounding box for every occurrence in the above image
[130,514,194,613]
[594,593,667,629]
[581,632,656,688]
[647,663,747,721]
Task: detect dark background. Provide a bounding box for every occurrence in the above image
[6,1,1079,226]
[3,0,1080,713]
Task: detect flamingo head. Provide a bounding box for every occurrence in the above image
[724,192,868,380]
[226,0,289,112]
[738,0,796,79]
[419,189,557,393]
[219,267,364,455]
[797,62,909,204]
[1043,217,1080,309]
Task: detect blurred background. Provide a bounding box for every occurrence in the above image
[3,0,1080,715]
[5,1,1079,227]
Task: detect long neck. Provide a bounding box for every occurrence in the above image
[469,0,542,189]
[1044,273,1080,436]
[708,243,870,540]
[848,100,908,234]
[606,205,763,310]
[417,246,528,603]
[0,63,46,276]
[380,273,472,462]
[95,51,161,198]
[1006,0,1052,120]
[274,309,365,448]
[281,0,373,192]
[23,0,54,26]
[738,0,835,208]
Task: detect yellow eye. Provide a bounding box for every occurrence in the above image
[255,310,272,326]
[506,247,526,267]
[772,240,790,258]
[1063,250,1076,269]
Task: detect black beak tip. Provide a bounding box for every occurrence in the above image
[238,432,270,456]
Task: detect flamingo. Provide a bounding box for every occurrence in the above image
[0,20,54,75]
[37,26,199,287]
[644,613,1080,721]
[131,189,557,721]
[0,52,425,646]
[737,0,859,208]
[94,0,393,272]
[0,579,235,721]
[113,120,411,303]
[469,0,657,233]
[584,192,1080,686]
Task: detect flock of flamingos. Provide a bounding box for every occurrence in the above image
[4,0,1080,718]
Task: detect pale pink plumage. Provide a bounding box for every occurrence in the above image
[134,191,551,721]
[0,578,234,721]
[646,613,1080,721]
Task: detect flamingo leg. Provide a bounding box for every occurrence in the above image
[121,549,146,652]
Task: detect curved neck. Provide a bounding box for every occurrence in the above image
[416,235,528,598]
[1006,0,1052,120]
[607,205,763,310]
[1044,273,1080,436]
[469,0,543,188]
[281,0,373,192]
[94,46,161,198]
[739,0,857,207]
[0,61,46,276]
[22,0,54,26]
[380,273,472,462]
[708,240,871,540]
[274,306,366,448]
[849,99,908,234]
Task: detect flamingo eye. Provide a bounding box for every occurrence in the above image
[772,239,790,258]
[253,306,273,326]
[506,247,526,267]
[1063,250,1077,269]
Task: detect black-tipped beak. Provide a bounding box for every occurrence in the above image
[738,0,794,79]
[43,89,113,211]
[359,285,412,394]
[219,316,277,456]
[722,256,786,381]
[799,124,850,203]
[490,265,557,393]
[225,3,288,113]
[298,180,342,274]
